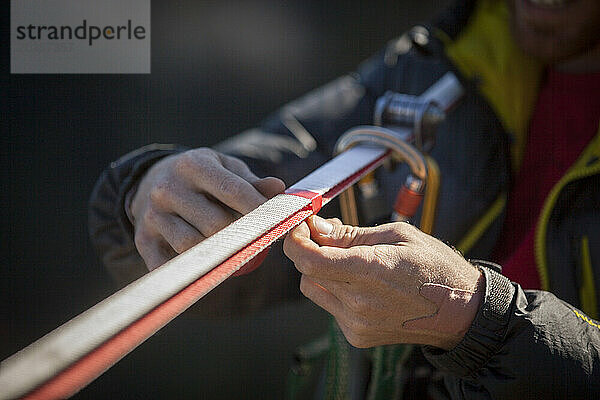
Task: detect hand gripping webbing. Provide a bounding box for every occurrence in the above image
[0,145,388,400]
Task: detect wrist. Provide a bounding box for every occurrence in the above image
[422,265,516,377]
[404,266,485,350]
[437,270,485,350]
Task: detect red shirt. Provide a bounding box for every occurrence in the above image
[491,69,600,289]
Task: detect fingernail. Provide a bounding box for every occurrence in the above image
[313,216,333,236]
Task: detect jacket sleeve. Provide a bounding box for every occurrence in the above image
[422,264,600,399]
[88,51,391,292]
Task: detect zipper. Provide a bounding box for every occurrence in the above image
[578,236,598,319]
[535,134,600,291]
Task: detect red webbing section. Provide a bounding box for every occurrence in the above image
[20,150,388,400]
[23,209,314,400]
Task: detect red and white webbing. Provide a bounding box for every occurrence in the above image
[0,145,389,400]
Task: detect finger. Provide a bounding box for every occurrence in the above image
[135,230,178,271]
[195,162,269,215]
[283,223,364,282]
[220,154,285,199]
[307,276,352,306]
[152,213,206,254]
[252,176,286,199]
[308,276,383,317]
[283,221,317,258]
[308,216,413,248]
[299,275,345,318]
[159,188,236,237]
[219,153,262,182]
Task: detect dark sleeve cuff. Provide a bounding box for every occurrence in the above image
[422,263,516,377]
[112,144,187,240]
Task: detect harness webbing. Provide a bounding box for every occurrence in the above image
[0,145,388,400]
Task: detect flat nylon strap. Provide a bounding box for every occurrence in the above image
[0,145,388,400]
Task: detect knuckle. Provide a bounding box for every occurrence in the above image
[393,221,417,236]
[336,225,360,246]
[173,152,198,176]
[142,208,160,226]
[194,147,215,158]
[218,176,242,198]
[148,182,171,205]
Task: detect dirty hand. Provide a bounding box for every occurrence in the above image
[283,216,484,350]
[131,148,285,270]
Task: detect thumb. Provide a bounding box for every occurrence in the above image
[253,177,286,199]
[307,215,404,248]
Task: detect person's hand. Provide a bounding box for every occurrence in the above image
[283,216,484,350]
[131,148,285,270]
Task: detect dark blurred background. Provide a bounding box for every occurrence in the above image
[2,1,449,398]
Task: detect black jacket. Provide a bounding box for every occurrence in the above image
[89,0,600,398]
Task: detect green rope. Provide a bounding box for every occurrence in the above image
[367,344,413,400]
[323,316,413,400]
[286,334,330,400]
[324,318,351,400]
